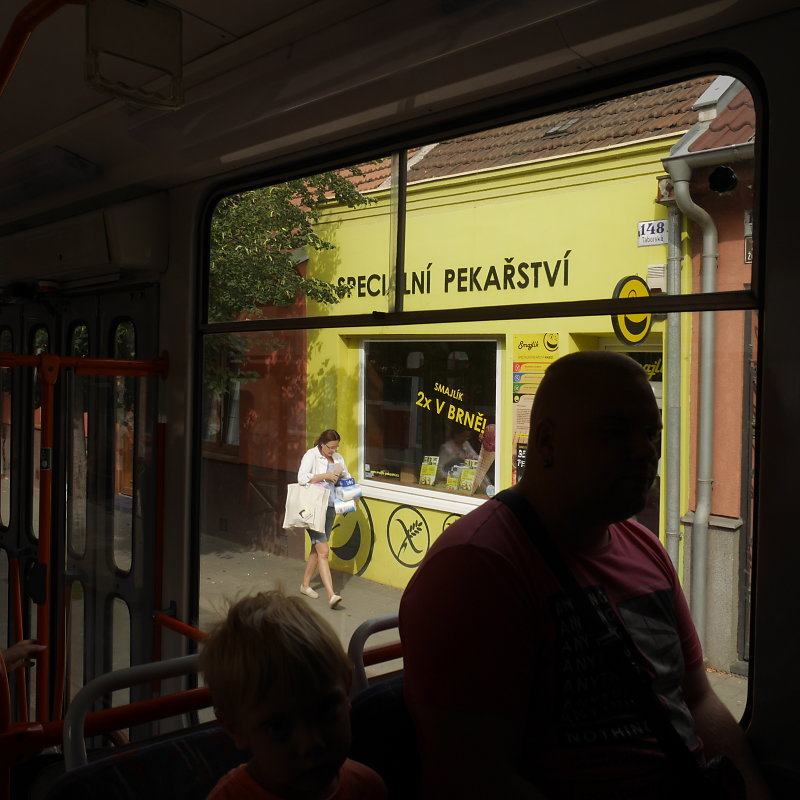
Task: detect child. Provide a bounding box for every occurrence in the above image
[200,591,387,800]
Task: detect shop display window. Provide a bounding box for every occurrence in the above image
[363,339,497,496]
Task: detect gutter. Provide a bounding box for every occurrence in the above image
[662,142,753,645]
[664,202,683,568]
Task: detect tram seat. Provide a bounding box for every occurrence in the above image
[347,614,420,800]
[43,723,246,800]
[351,675,420,800]
[347,613,404,697]
[41,654,247,800]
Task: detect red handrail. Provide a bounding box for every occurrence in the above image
[0,351,169,723]
[153,613,207,644]
[362,641,403,667]
[0,0,86,96]
[0,352,169,377]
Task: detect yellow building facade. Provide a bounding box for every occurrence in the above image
[303,137,693,589]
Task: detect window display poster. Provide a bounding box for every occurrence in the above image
[419,455,439,486]
[458,459,478,492]
[511,334,559,483]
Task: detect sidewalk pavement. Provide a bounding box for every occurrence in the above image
[199,536,748,720]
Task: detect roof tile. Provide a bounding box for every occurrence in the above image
[347,76,718,191]
[689,88,754,151]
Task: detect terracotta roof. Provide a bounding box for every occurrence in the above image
[345,76,718,192]
[344,147,427,192]
[343,159,392,192]
[688,87,754,151]
[405,76,715,182]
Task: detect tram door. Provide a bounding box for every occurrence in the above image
[0,286,160,721]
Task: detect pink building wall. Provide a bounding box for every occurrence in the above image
[687,163,754,519]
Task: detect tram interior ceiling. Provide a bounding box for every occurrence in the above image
[1,0,800,798]
[0,0,793,235]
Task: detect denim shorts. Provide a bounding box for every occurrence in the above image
[307,506,336,544]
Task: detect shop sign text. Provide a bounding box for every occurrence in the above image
[415,388,488,434]
[337,251,572,298]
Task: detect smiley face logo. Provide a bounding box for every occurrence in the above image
[330,498,375,576]
[611,276,652,345]
[543,333,559,352]
[387,506,431,568]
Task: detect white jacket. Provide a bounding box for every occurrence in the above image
[298,447,352,504]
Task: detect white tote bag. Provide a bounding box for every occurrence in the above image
[283,483,330,533]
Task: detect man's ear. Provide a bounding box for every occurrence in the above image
[532,418,556,468]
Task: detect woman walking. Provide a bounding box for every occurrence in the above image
[297,429,349,608]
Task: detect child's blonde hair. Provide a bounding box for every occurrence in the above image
[199,590,352,730]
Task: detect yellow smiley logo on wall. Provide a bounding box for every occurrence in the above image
[611,276,653,345]
[330,498,375,576]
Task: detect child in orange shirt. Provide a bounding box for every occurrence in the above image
[200,591,387,800]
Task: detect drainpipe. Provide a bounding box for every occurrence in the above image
[663,144,753,647]
[664,202,683,568]
[663,158,717,646]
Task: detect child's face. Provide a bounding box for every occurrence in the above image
[232,680,351,800]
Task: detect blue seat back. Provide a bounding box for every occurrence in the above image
[43,725,247,800]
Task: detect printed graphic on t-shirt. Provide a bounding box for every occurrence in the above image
[553,588,647,752]
[617,589,698,750]
[552,586,695,757]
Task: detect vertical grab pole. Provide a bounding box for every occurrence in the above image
[152,421,166,690]
[35,356,58,722]
[9,557,27,722]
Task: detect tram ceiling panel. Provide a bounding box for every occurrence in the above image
[0,0,795,233]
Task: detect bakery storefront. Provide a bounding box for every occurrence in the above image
[297,135,680,589]
[200,75,756,674]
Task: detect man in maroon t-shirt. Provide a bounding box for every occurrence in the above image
[400,351,770,799]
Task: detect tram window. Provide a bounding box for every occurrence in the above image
[30,326,49,541]
[207,159,393,323]
[110,596,130,710]
[67,324,89,557]
[112,321,135,573]
[364,339,498,496]
[0,328,11,528]
[199,330,309,557]
[205,76,754,324]
[199,72,759,690]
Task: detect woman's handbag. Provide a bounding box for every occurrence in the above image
[494,489,746,800]
[283,483,330,533]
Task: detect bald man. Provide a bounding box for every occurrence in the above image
[400,351,769,799]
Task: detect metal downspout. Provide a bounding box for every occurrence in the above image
[665,203,683,568]
[665,158,718,646]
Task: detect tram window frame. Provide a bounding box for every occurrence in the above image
[197,76,762,504]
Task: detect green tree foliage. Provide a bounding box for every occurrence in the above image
[208,168,373,322]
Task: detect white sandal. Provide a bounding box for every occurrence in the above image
[300,585,319,599]
[329,594,342,608]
